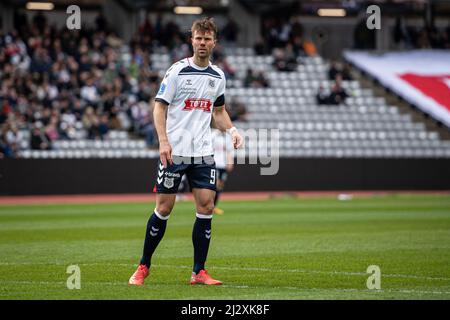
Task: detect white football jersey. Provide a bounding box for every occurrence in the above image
[155,57,226,157]
[212,128,232,169]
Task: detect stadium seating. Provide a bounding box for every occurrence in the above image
[16,48,450,159]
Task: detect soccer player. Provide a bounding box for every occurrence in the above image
[129,18,243,286]
[211,128,234,215]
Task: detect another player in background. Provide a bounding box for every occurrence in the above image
[211,128,234,215]
[128,18,243,286]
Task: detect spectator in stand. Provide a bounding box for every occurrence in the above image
[226,97,247,122]
[82,106,100,140]
[328,74,348,105]
[98,114,110,139]
[4,123,20,156]
[30,47,52,74]
[328,60,340,81]
[1,135,14,158]
[316,74,349,106]
[244,68,270,88]
[80,76,100,109]
[221,18,240,46]
[253,38,269,55]
[272,46,297,72]
[341,63,353,81]
[316,85,329,105]
[328,61,353,81]
[140,114,156,148]
[30,122,51,150]
[45,116,59,141]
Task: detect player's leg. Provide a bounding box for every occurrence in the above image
[139,193,176,268]
[129,160,184,285]
[190,188,221,285]
[192,187,215,273]
[187,159,222,285]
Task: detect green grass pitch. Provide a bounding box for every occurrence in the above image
[0,194,449,300]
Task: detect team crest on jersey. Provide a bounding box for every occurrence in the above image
[209,79,215,88]
[163,177,174,189]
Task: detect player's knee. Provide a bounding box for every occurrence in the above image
[197,202,214,214]
[155,204,173,216]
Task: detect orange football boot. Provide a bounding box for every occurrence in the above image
[190,269,222,285]
[128,264,149,285]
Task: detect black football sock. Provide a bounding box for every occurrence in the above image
[192,213,212,274]
[140,210,169,268]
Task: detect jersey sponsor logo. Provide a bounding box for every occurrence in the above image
[183,98,212,112]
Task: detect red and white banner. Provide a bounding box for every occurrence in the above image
[344,50,450,127]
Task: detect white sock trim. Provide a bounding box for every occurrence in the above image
[196,212,213,219]
[154,209,170,220]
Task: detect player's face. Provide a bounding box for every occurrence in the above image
[191,30,216,59]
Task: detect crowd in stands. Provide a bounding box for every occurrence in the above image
[0,11,166,158]
[0,13,249,159]
[354,14,450,50]
[254,16,317,72]
[393,18,450,49]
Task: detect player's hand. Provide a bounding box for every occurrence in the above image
[226,163,234,172]
[159,140,173,168]
[231,129,244,149]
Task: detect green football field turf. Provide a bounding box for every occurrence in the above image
[0,194,449,300]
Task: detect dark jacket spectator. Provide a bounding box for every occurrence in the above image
[30,125,51,150]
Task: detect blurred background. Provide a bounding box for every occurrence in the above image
[1,0,450,195]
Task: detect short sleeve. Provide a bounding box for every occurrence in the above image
[214,75,226,107]
[155,67,177,105]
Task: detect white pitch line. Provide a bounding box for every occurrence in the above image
[1,262,449,282]
[0,280,449,296]
[153,264,450,282]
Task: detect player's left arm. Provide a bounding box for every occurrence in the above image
[212,105,243,149]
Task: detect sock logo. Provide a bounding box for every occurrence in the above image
[150,226,159,237]
[205,229,211,239]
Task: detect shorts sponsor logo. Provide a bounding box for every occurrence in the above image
[165,172,181,178]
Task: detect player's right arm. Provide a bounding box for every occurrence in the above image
[153,101,172,168]
[154,63,179,168]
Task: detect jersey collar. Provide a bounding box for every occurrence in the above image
[187,57,210,70]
